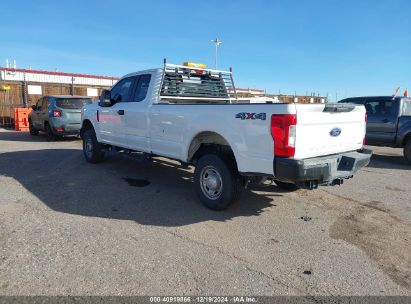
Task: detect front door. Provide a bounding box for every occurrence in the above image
[98,76,136,147]
[40,97,50,130]
[365,98,398,145]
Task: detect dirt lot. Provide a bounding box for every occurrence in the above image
[0,129,410,296]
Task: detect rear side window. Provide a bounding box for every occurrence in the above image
[365,99,396,116]
[132,74,151,102]
[56,98,92,109]
[401,99,411,116]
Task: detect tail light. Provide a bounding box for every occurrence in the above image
[53,109,62,117]
[271,114,297,157]
[363,113,367,145]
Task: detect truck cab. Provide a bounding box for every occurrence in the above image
[339,96,411,163]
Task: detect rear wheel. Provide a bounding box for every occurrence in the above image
[29,120,39,136]
[45,123,57,141]
[194,154,243,210]
[404,140,411,164]
[83,128,105,163]
[274,180,299,192]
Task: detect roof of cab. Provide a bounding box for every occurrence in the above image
[122,69,162,79]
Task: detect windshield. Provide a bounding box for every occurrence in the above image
[56,98,92,109]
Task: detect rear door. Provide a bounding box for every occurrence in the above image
[39,97,50,130]
[99,76,137,147]
[364,98,399,145]
[294,104,366,159]
[123,74,152,152]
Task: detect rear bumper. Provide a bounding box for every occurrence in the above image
[274,149,372,188]
[51,123,81,135]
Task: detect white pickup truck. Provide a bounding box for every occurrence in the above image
[80,61,371,210]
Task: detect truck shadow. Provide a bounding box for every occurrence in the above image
[367,153,410,170]
[0,149,277,227]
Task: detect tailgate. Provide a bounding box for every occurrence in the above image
[61,109,82,122]
[294,104,366,159]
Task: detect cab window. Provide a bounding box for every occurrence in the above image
[132,74,151,102]
[365,99,395,117]
[110,77,135,102]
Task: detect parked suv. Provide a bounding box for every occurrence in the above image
[29,95,92,141]
[338,96,411,163]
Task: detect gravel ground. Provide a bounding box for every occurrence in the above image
[0,129,410,296]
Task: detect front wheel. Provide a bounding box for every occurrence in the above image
[404,140,411,164]
[194,154,243,210]
[29,120,39,136]
[83,128,105,163]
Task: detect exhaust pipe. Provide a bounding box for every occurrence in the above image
[298,180,318,190]
[331,179,344,186]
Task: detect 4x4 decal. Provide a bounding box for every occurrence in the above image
[235,112,266,120]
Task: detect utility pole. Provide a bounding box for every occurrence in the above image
[71,76,75,96]
[211,38,222,69]
[22,72,27,108]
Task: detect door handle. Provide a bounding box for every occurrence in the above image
[382,119,390,123]
[117,110,125,115]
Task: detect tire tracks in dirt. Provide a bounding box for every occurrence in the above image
[298,189,411,290]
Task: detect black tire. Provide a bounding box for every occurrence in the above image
[45,123,57,141]
[274,180,299,192]
[404,140,411,164]
[82,128,105,163]
[29,120,39,136]
[194,154,243,210]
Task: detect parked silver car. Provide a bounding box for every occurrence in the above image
[29,95,92,141]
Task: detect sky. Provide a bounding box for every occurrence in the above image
[0,0,410,101]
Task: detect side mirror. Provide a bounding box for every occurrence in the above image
[31,105,37,111]
[99,90,112,107]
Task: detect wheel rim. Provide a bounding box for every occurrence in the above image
[85,137,93,158]
[200,166,223,200]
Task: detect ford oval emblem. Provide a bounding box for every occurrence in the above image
[330,128,342,137]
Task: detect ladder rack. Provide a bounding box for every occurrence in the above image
[159,59,238,103]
